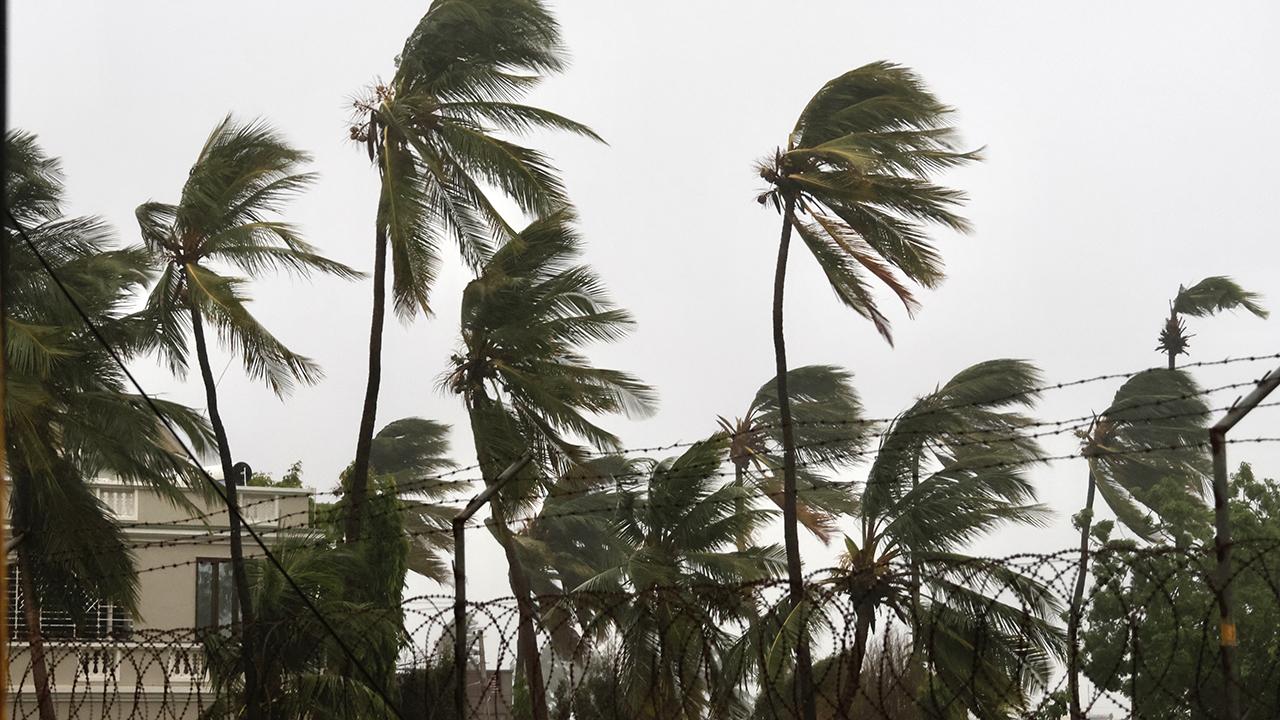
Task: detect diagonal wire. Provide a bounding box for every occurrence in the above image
[5,209,407,720]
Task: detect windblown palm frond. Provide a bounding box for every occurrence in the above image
[807,360,1055,718]
[759,61,981,344]
[447,208,657,469]
[573,437,785,719]
[1158,275,1268,365]
[351,0,602,317]
[136,115,359,393]
[718,365,869,544]
[1080,369,1211,542]
[1172,276,1268,318]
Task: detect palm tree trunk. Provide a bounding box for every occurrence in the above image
[772,196,817,720]
[347,222,389,544]
[186,294,261,720]
[17,550,57,720]
[1167,308,1178,370]
[834,607,874,719]
[1067,470,1097,720]
[733,463,748,553]
[465,395,549,720]
[493,514,550,720]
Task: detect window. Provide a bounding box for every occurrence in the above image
[6,567,131,640]
[241,496,279,527]
[195,558,238,628]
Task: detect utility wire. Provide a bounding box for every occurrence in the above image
[5,210,407,720]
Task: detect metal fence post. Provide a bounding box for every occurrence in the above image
[452,451,534,720]
[1207,363,1280,720]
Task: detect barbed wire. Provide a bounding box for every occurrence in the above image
[105,381,1280,535]
[62,436,1280,585]
[9,539,1280,720]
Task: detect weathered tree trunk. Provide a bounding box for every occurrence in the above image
[771,195,817,720]
[834,607,874,719]
[1067,470,1098,720]
[348,221,389,545]
[18,550,58,720]
[186,290,260,720]
[465,395,549,720]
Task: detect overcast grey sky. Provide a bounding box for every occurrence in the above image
[9,0,1279,609]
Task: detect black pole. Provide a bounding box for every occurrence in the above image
[453,451,534,719]
[1208,363,1280,720]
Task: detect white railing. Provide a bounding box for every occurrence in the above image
[75,646,119,685]
[93,486,138,520]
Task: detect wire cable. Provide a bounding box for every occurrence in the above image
[5,210,407,720]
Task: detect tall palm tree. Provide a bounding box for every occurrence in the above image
[444,209,656,720]
[829,359,1058,718]
[4,131,213,720]
[134,115,359,718]
[754,61,981,715]
[345,0,602,545]
[1064,369,1210,720]
[1157,276,1267,369]
[717,365,869,549]
[573,435,786,720]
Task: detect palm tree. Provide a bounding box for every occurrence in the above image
[134,115,358,718]
[444,209,656,720]
[717,365,870,549]
[827,359,1059,718]
[572,435,786,719]
[4,131,213,720]
[1064,369,1210,720]
[754,61,981,715]
[345,0,602,546]
[1157,276,1267,369]
[327,417,461,585]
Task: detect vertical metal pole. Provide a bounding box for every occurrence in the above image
[451,451,533,720]
[1,217,10,720]
[1210,429,1240,720]
[453,519,467,719]
[1206,363,1280,720]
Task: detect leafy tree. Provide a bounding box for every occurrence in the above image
[753,61,981,716]
[344,0,602,546]
[3,131,212,720]
[717,366,869,549]
[1157,277,1267,369]
[249,460,304,488]
[133,115,358,718]
[445,210,655,720]
[1065,369,1211,719]
[1080,463,1280,719]
[572,436,786,719]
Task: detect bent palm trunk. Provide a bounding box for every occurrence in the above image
[772,196,817,720]
[464,396,549,720]
[492,507,550,720]
[348,222,389,544]
[18,550,57,720]
[186,292,260,720]
[1067,471,1097,720]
